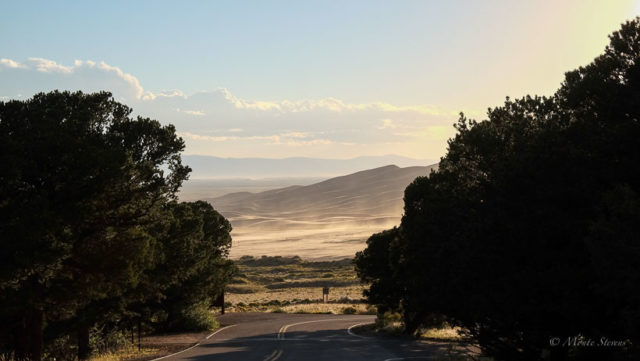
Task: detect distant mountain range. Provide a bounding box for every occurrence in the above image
[182,154,436,179]
[208,164,438,259]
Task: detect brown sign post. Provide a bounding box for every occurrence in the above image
[322,287,329,303]
[212,290,225,314]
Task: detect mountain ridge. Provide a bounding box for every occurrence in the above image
[210,163,438,259]
[183,154,436,179]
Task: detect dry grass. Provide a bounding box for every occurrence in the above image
[225,256,371,314]
[227,284,366,305]
[373,312,467,342]
[89,346,161,361]
[276,303,373,314]
[89,331,210,361]
[420,326,465,341]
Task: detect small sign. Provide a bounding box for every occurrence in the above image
[212,291,225,314]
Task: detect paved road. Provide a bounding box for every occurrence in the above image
[155,312,460,361]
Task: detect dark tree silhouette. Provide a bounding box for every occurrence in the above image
[0,91,233,360]
[357,18,640,361]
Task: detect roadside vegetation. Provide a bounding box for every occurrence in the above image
[225,255,374,315]
[0,92,234,361]
[86,330,212,361]
[356,19,640,361]
[350,312,482,361]
[371,311,466,343]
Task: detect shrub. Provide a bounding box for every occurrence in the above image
[176,302,218,331]
[342,307,357,315]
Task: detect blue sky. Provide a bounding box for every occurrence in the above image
[1,1,638,159]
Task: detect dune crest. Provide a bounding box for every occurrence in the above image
[208,164,438,259]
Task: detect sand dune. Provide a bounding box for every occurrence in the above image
[207,164,437,259]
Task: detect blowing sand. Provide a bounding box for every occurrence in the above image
[227,219,398,260]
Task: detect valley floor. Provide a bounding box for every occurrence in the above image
[225,256,372,315]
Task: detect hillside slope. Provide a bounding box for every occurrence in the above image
[209,164,438,259]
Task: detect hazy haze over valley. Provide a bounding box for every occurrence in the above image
[180,154,435,178]
[177,155,438,260]
[205,164,438,259]
[178,154,434,199]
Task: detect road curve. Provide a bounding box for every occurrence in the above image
[154,312,455,361]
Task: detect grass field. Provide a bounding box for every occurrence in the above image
[225,255,374,314]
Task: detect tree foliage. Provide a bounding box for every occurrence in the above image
[152,201,234,331]
[356,18,640,361]
[0,91,233,360]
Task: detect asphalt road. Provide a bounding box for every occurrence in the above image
[155,312,459,361]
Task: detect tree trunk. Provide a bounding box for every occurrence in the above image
[403,310,424,335]
[77,325,91,361]
[28,308,43,361]
[138,319,141,351]
[14,315,29,361]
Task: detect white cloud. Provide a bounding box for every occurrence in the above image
[394,125,455,141]
[153,89,186,98]
[0,57,467,159]
[179,131,284,143]
[26,58,73,73]
[220,88,283,111]
[284,138,333,146]
[0,58,27,69]
[218,87,454,116]
[177,131,330,147]
[183,109,205,116]
[278,131,309,139]
[75,60,146,99]
[179,132,238,142]
[378,118,397,129]
[0,58,147,99]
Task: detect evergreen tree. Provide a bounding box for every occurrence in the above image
[357,18,640,361]
[0,91,189,360]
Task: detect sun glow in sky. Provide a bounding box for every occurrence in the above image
[1,0,638,160]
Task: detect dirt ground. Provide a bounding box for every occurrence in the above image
[93,331,211,361]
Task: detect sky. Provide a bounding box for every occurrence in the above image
[1,0,638,160]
